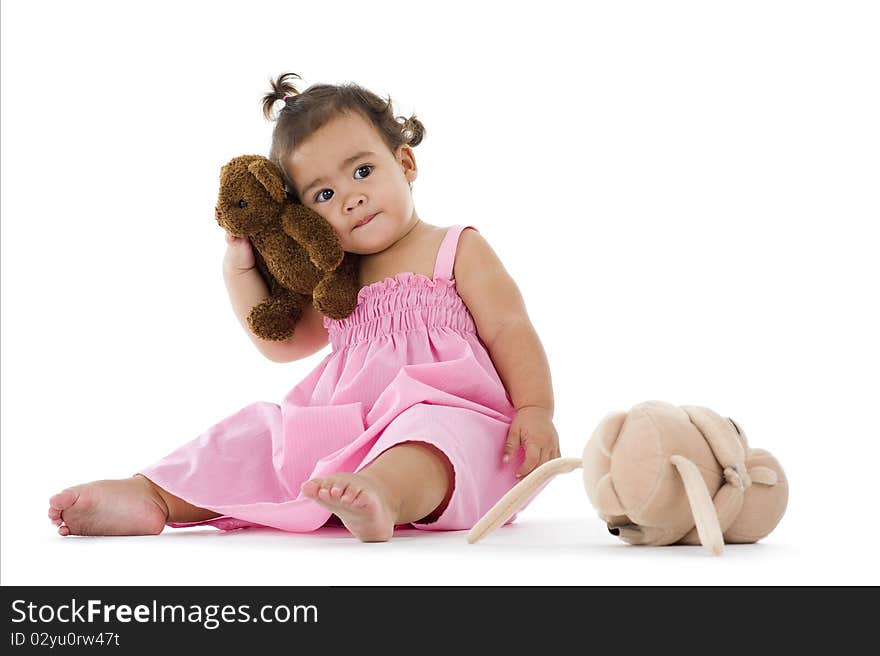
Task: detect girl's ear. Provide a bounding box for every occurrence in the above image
[396,145,417,184]
[248,159,287,205]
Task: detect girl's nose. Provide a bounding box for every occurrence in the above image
[345,193,367,213]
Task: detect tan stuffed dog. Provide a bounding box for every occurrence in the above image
[215,154,360,341]
[468,400,788,555]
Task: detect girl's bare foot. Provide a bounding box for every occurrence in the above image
[301,473,399,542]
[47,475,169,536]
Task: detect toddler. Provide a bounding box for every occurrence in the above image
[48,72,560,542]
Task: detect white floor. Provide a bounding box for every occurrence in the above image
[5,478,875,587]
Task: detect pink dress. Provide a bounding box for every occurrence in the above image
[137,225,529,532]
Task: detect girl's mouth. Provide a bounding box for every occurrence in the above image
[355,213,377,228]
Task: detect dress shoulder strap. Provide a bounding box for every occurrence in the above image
[433,225,478,281]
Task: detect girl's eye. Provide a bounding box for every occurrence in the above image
[314,165,373,203]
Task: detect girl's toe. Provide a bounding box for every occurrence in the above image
[300,480,321,498]
[49,489,77,511]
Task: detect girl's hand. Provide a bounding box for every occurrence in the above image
[223,231,255,273]
[503,406,561,478]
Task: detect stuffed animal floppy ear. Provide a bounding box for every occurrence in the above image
[215,154,360,341]
[467,400,788,556]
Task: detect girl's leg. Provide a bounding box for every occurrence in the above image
[137,475,222,524]
[359,442,454,524]
[47,475,220,536]
[301,441,454,542]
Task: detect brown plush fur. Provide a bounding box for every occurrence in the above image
[215,155,360,341]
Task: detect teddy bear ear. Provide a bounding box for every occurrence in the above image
[248,159,287,205]
[466,458,583,544]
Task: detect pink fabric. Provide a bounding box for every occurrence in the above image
[137,225,531,532]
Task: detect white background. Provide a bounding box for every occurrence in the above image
[2,0,878,586]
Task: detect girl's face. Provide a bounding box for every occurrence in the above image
[286,111,418,255]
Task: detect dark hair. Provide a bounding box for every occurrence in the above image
[261,72,426,202]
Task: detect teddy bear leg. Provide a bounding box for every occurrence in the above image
[312,270,360,320]
[247,291,309,342]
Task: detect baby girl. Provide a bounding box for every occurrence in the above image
[48,72,560,542]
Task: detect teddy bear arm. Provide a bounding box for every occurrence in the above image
[282,208,344,271]
[311,253,361,319]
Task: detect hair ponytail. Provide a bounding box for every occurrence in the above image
[398,115,425,147]
[261,72,302,121]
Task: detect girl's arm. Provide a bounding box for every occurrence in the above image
[453,230,554,416]
[455,229,559,476]
[222,265,329,363]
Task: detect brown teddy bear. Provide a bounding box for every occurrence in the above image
[215,154,360,341]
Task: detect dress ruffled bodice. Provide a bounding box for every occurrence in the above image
[324,272,477,348]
